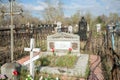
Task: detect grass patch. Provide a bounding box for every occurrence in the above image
[35,55,78,68]
[54,55,77,68]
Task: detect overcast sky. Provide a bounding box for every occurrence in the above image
[20,0,120,18]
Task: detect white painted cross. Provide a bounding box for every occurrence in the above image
[24,38,40,79]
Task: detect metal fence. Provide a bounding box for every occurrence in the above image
[0,25,55,65]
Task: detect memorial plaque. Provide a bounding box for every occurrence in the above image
[55,41,71,49]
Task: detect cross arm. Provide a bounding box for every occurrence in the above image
[24,48,40,52]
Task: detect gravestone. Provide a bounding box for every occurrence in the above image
[47,32,80,55]
[1,62,21,80]
[87,24,90,32]
[56,21,62,32]
[78,17,87,41]
[68,24,73,33]
[96,24,101,32]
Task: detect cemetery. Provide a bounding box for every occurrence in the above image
[0,0,120,80]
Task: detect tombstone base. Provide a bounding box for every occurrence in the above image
[46,51,80,56]
[1,62,21,80]
[40,54,89,77]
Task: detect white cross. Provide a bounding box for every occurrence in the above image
[24,38,40,79]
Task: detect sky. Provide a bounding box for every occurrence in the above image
[19,0,120,18]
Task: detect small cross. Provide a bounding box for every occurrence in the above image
[24,38,40,79]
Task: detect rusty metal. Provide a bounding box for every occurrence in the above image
[83,28,120,80]
[0,25,55,65]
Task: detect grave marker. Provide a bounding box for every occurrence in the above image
[1,62,21,80]
[96,24,101,32]
[57,21,62,32]
[24,38,40,79]
[78,16,87,41]
[47,32,80,55]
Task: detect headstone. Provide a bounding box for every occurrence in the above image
[24,38,40,79]
[68,24,73,33]
[107,23,115,32]
[1,62,21,80]
[78,17,87,41]
[96,24,101,32]
[57,21,62,32]
[87,24,90,32]
[73,24,78,33]
[47,32,80,55]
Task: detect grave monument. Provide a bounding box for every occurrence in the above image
[47,32,80,55]
[40,32,89,78]
[1,62,21,80]
[78,17,87,41]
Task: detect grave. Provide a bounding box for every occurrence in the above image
[39,32,89,78]
[47,32,80,56]
[39,54,89,77]
[15,32,89,79]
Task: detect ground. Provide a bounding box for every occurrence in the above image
[17,53,104,80]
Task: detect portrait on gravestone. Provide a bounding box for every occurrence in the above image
[49,42,54,49]
[72,43,78,50]
[78,17,87,41]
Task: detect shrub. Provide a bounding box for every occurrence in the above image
[39,57,50,66]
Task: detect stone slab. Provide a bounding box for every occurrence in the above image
[39,54,89,77]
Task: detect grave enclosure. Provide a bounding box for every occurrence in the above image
[47,32,80,55]
[41,32,89,78]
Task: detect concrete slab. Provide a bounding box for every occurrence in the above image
[40,54,89,77]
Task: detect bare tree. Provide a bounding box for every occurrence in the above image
[71,10,80,25]
[108,13,119,23]
[0,0,41,27]
[42,0,64,24]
